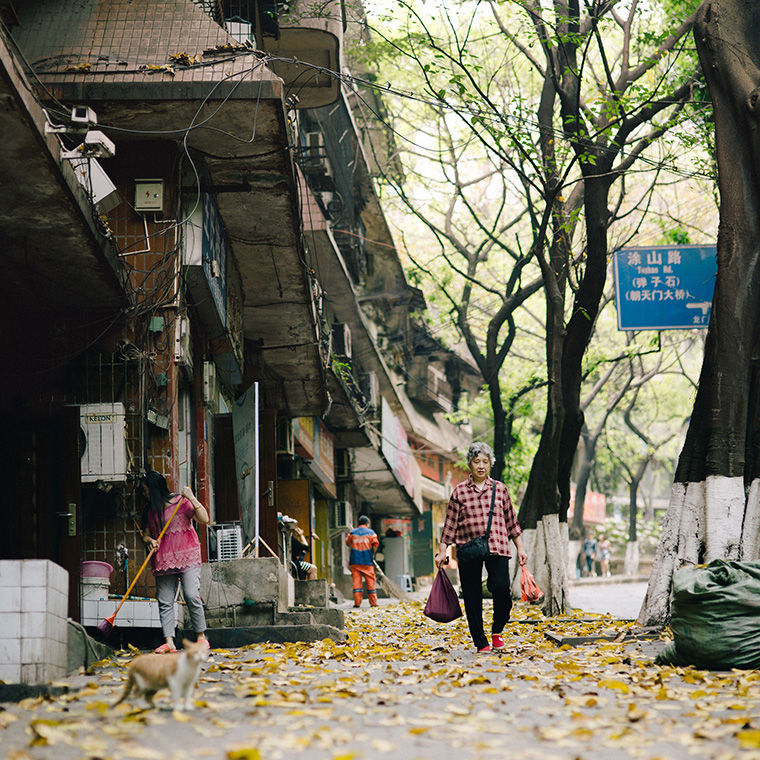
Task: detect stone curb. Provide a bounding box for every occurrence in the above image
[568,574,649,586]
[203,624,346,648]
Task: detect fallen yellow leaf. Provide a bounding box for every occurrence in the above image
[227,749,262,760]
[0,712,19,728]
[737,729,760,749]
[597,679,629,693]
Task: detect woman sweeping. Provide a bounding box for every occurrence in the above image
[434,442,528,653]
[141,470,210,653]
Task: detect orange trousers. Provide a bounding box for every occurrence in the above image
[350,564,378,607]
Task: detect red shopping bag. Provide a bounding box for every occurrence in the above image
[520,566,545,605]
[424,568,463,623]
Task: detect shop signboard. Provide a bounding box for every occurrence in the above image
[381,398,416,502]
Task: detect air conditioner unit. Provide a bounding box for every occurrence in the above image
[208,522,243,562]
[333,500,351,529]
[80,403,128,482]
[359,371,379,410]
[335,449,351,480]
[174,315,193,370]
[202,361,216,405]
[332,323,352,359]
[276,418,295,457]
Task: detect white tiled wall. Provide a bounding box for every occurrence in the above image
[80,598,179,629]
[0,560,69,684]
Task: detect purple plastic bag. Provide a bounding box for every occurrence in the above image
[424,568,463,623]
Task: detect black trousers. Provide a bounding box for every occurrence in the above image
[458,553,512,650]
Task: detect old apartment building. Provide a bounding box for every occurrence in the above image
[0,0,477,683]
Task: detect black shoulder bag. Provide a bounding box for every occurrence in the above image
[456,482,497,564]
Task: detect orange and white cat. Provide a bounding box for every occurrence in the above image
[113,638,209,711]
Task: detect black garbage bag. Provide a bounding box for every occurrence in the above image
[656,559,760,669]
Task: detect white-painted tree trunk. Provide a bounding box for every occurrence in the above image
[637,483,685,626]
[567,539,582,579]
[560,521,569,584]
[704,476,744,560]
[537,514,568,615]
[511,521,569,614]
[742,479,760,560]
[639,476,760,626]
[676,481,704,565]
[624,540,639,576]
[518,523,549,593]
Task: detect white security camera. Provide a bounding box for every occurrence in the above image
[83,130,115,158]
[71,105,98,126]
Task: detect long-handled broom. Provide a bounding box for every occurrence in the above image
[373,559,408,600]
[97,499,183,636]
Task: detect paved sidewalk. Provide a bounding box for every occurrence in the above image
[1,600,759,760]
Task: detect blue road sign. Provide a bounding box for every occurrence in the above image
[613,245,717,331]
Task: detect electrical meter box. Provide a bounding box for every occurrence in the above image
[134,178,164,211]
[80,402,128,482]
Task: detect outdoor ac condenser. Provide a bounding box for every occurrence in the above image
[208,522,243,562]
[79,402,128,482]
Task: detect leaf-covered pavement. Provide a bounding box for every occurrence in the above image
[1,600,760,759]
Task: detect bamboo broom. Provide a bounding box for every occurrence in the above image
[97,498,183,635]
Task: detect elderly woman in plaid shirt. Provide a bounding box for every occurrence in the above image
[435,442,528,653]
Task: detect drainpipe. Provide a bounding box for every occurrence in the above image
[254,381,261,555]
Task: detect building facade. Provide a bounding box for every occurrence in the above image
[0,0,476,673]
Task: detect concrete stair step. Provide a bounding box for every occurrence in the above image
[291,606,344,630]
[276,610,314,625]
[204,624,345,647]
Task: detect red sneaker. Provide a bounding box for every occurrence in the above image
[492,634,505,650]
[477,645,492,653]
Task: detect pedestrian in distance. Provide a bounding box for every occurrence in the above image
[583,530,598,577]
[434,442,528,653]
[346,515,380,608]
[598,535,611,577]
[141,470,211,653]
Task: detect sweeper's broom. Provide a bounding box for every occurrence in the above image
[97,499,183,636]
[373,559,408,600]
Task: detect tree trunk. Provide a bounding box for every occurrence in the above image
[490,380,508,482]
[520,170,611,614]
[571,438,593,540]
[558,173,611,523]
[624,541,640,577]
[628,479,639,543]
[639,0,760,626]
[517,224,568,613]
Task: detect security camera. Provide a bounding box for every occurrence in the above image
[60,129,116,160]
[83,130,115,158]
[71,105,98,127]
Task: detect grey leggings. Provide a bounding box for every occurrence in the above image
[155,566,206,638]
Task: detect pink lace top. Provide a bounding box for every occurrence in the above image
[148,497,202,575]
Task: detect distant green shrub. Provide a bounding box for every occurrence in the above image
[594,515,663,553]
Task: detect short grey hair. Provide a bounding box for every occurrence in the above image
[466,442,495,466]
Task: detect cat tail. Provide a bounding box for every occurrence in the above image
[112,673,134,708]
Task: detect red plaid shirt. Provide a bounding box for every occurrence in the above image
[441,476,521,558]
